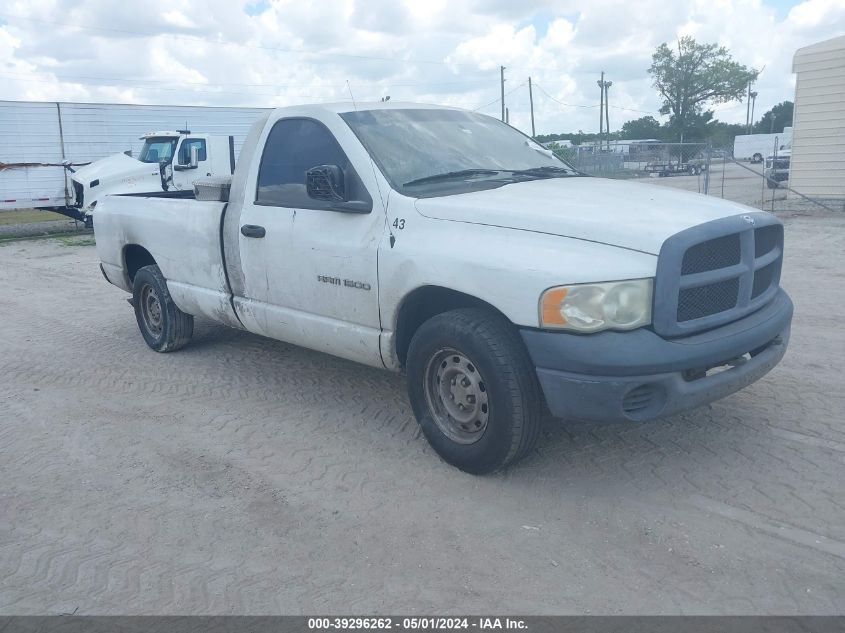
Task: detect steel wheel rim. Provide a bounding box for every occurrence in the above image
[423,348,489,444]
[140,284,163,337]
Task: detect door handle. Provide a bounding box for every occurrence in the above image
[240,224,266,238]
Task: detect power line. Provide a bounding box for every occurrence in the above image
[533,82,658,115]
[0,73,336,100]
[532,82,599,109]
[0,12,489,69]
[0,68,494,91]
[473,81,526,112]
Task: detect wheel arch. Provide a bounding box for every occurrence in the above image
[123,244,157,284]
[393,285,513,369]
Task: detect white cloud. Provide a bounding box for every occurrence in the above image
[0,0,843,135]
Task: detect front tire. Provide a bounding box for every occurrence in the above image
[132,264,193,352]
[406,308,543,474]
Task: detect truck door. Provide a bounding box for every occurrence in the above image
[233,117,385,368]
[172,137,210,189]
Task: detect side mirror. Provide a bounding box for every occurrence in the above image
[306,165,345,202]
[174,145,199,171]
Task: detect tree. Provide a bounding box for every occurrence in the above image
[753,101,793,133]
[619,116,663,140]
[648,36,757,141]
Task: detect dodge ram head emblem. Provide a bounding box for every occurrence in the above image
[742,215,755,225]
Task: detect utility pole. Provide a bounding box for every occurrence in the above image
[597,71,605,148]
[750,91,758,132]
[745,81,752,134]
[528,76,536,138]
[597,72,612,151]
[604,79,612,151]
[500,66,506,122]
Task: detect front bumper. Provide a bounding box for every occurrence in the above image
[521,289,793,422]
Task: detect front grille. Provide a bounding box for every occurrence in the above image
[755,225,781,257]
[752,261,777,299]
[678,278,740,321]
[654,213,783,336]
[681,234,741,274]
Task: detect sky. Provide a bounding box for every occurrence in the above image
[0,0,843,136]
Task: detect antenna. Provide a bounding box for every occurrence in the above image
[346,80,358,110]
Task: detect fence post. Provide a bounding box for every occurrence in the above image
[703,143,712,195]
[771,137,779,213]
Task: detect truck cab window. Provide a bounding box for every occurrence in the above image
[256,118,350,208]
[139,138,177,164]
[178,139,207,164]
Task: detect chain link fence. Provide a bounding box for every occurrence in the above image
[551,140,845,214]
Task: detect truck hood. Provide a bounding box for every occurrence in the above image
[72,153,156,186]
[414,177,754,255]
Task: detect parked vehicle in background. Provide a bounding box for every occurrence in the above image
[69,130,235,226]
[646,159,704,176]
[94,102,793,474]
[734,128,793,163]
[765,141,791,189]
[0,99,267,221]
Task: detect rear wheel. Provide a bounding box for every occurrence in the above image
[132,264,193,352]
[406,308,543,474]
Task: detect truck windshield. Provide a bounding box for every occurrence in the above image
[139,137,178,164]
[340,109,579,197]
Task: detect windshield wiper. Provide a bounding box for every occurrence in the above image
[402,166,582,188]
[403,169,503,187]
[505,166,581,178]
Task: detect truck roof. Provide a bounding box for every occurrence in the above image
[269,102,463,117]
[139,130,184,139]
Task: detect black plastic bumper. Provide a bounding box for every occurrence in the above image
[520,289,793,422]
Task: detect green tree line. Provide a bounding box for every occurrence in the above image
[535,36,793,150]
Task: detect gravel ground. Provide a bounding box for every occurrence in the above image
[1,214,844,615]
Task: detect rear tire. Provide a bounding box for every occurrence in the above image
[406,308,543,474]
[132,264,193,352]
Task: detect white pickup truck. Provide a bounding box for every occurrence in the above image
[95,102,793,474]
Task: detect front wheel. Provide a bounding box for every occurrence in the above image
[132,264,193,352]
[406,308,543,474]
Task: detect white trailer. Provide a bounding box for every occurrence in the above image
[0,100,269,217]
[733,127,793,163]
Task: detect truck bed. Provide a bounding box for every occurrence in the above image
[95,195,239,327]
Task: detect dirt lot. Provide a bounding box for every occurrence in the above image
[1,217,844,615]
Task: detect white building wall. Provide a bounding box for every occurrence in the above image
[789,36,845,201]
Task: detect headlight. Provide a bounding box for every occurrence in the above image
[540,279,653,332]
